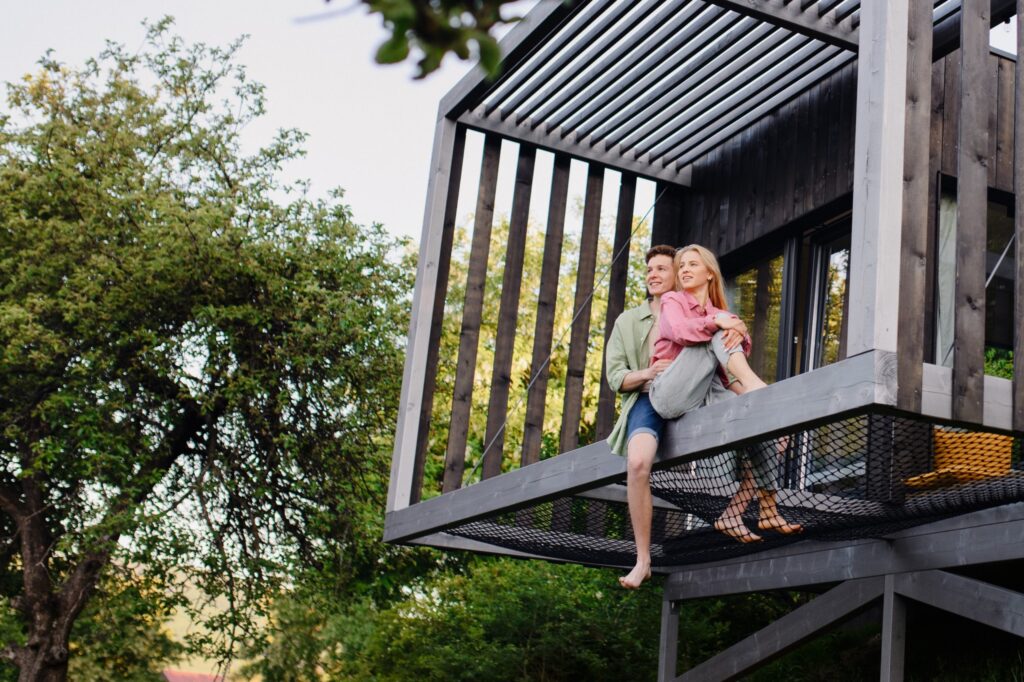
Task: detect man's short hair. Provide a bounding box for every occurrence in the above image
[645,244,676,263]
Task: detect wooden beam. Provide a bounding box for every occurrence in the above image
[443,135,501,492]
[932,0,1019,61]
[1015,0,1024,432]
[880,575,907,682]
[664,503,1024,600]
[658,600,680,682]
[560,163,604,452]
[521,153,570,467]
[847,0,909,356]
[676,578,884,682]
[388,118,463,512]
[482,145,536,479]
[919,363,1017,431]
[458,109,687,185]
[897,0,935,413]
[385,350,888,544]
[952,0,991,423]
[438,0,582,120]
[701,0,858,51]
[895,569,1024,636]
[596,173,636,440]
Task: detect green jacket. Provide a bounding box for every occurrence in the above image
[605,302,655,456]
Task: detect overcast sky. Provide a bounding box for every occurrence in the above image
[1,4,1017,244]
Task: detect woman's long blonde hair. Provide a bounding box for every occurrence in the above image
[675,244,728,310]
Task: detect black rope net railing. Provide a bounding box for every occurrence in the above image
[444,411,1023,567]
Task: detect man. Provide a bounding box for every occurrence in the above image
[604,245,676,589]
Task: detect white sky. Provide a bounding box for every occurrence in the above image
[0,4,1017,243]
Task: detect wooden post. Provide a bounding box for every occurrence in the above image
[521,153,571,467]
[652,181,684,246]
[387,117,464,512]
[847,0,909,357]
[443,135,502,492]
[560,163,604,452]
[481,145,536,480]
[1015,0,1024,432]
[596,173,637,440]
[896,0,933,413]
[952,0,990,423]
[880,575,907,682]
[657,599,679,682]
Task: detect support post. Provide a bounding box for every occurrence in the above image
[388,117,464,512]
[847,0,909,356]
[880,575,906,682]
[658,599,679,682]
[896,0,934,412]
[1014,0,1024,432]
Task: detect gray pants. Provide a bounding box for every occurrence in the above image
[650,331,778,491]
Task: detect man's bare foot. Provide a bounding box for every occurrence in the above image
[757,516,803,535]
[714,517,762,543]
[618,561,652,589]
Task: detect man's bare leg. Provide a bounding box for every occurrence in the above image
[620,433,656,589]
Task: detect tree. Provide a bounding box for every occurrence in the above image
[353,0,527,78]
[0,20,412,680]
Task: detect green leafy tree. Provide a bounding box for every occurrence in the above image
[0,20,412,680]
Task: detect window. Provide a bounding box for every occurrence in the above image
[804,229,851,370]
[935,193,1016,377]
[725,254,785,383]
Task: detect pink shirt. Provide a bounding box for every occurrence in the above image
[653,290,751,386]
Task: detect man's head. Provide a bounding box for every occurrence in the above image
[645,245,676,298]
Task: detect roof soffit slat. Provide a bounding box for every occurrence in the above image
[593,21,783,151]
[701,0,859,50]
[492,0,638,122]
[544,4,734,136]
[529,0,715,132]
[481,0,618,118]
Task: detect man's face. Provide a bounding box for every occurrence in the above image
[646,254,675,297]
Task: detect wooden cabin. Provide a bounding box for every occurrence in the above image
[385,1,1024,678]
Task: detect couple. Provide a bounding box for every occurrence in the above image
[605,244,801,589]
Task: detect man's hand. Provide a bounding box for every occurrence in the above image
[648,359,673,380]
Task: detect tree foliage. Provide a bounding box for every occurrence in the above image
[0,19,413,680]
[353,0,527,78]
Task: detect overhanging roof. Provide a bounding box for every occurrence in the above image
[440,0,1017,183]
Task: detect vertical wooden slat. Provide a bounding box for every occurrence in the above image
[995,56,1016,193]
[896,0,934,413]
[952,0,990,423]
[596,173,637,440]
[481,145,536,480]
[941,54,962,177]
[410,126,466,504]
[521,154,571,467]
[924,57,946,363]
[388,116,463,512]
[1014,0,1024,432]
[560,164,604,452]
[443,135,502,492]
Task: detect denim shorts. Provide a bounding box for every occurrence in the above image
[626,393,665,444]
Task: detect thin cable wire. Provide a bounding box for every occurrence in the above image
[465,185,668,484]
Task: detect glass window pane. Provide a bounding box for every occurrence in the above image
[726,254,785,383]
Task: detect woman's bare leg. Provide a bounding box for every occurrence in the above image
[725,352,767,391]
[756,488,803,534]
[620,433,656,589]
[714,464,761,543]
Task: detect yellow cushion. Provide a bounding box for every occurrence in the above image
[905,429,1014,490]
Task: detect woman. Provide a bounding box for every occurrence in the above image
[651,245,801,543]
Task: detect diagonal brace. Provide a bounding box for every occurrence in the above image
[702,0,859,51]
[894,569,1024,636]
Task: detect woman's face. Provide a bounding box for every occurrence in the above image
[677,250,711,292]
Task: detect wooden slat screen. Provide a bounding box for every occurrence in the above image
[481,145,536,480]
[952,0,990,422]
[411,126,466,503]
[443,134,502,492]
[1015,0,1023,432]
[521,153,571,467]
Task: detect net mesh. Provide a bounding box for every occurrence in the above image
[446,412,1023,566]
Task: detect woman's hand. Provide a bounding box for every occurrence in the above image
[722,328,744,350]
